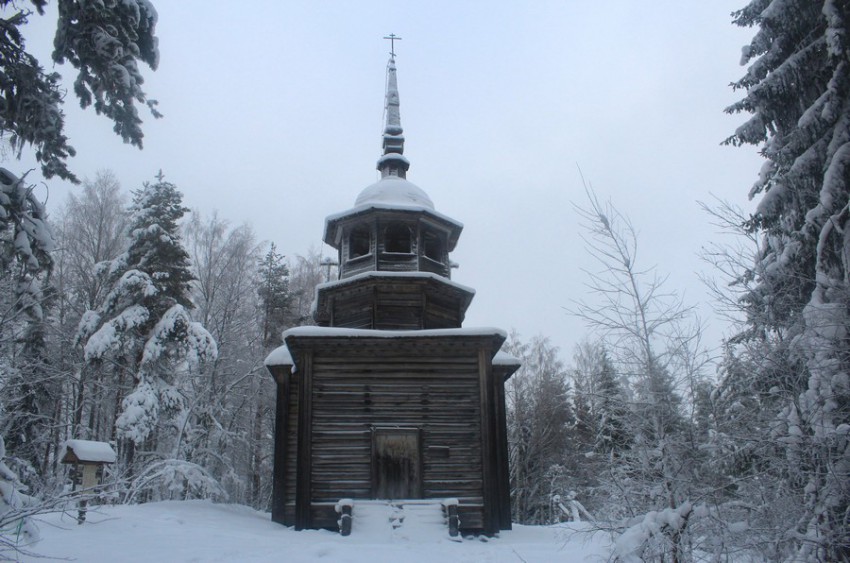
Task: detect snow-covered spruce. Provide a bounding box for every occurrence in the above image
[76,176,216,447]
[116,304,216,443]
[724,1,850,558]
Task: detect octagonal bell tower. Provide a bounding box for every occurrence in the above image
[316,57,473,330]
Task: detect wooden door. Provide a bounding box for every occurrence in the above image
[372,428,422,499]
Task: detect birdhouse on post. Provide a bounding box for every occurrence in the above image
[60,439,117,523]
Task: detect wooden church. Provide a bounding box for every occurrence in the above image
[265,53,520,536]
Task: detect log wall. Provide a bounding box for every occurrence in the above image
[308,350,485,528]
[322,282,467,330]
[276,333,513,533]
[343,254,377,278]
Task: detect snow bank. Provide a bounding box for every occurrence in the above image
[23,500,612,562]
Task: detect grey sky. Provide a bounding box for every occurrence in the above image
[15,1,763,361]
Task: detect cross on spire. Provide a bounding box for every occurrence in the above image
[383,33,402,58]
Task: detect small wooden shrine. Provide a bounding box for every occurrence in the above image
[265,54,519,535]
[60,439,117,489]
[60,439,117,524]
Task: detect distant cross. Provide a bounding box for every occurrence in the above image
[320,256,338,282]
[384,33,402,58]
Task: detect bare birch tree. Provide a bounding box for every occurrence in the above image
[571,188,707,562]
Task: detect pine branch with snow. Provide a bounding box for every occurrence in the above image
[53,0,161,150]
[0,169,53,324]
[0,2,161,181]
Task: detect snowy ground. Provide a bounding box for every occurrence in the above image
[17,500,612,562]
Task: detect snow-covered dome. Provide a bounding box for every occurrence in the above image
[355,176,434,210]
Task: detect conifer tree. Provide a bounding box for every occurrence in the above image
[0,168,56,483]
[725,2,850,558]
[76,174,215,464]
[122,172,194,311]
[572,342,630,456]
[257,243,292,348]
[505,334,574,524]
[0,0,160,182]
[1,292,57,484]
[0,169,53,326]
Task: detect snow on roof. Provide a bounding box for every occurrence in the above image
[264,344,293,367]
[323,181,463,247]
[324,200,464,248]
[376,153,410,167]
[317,270,474,298]
[493,351,522,366]
[283,326,507,340]
[61,439,117,464]
[355,177,434,209]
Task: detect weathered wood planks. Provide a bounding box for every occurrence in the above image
[273,332,514,534]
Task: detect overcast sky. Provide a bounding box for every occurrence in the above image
[16,1,764,363]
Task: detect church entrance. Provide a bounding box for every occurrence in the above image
[371,428,422,499]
